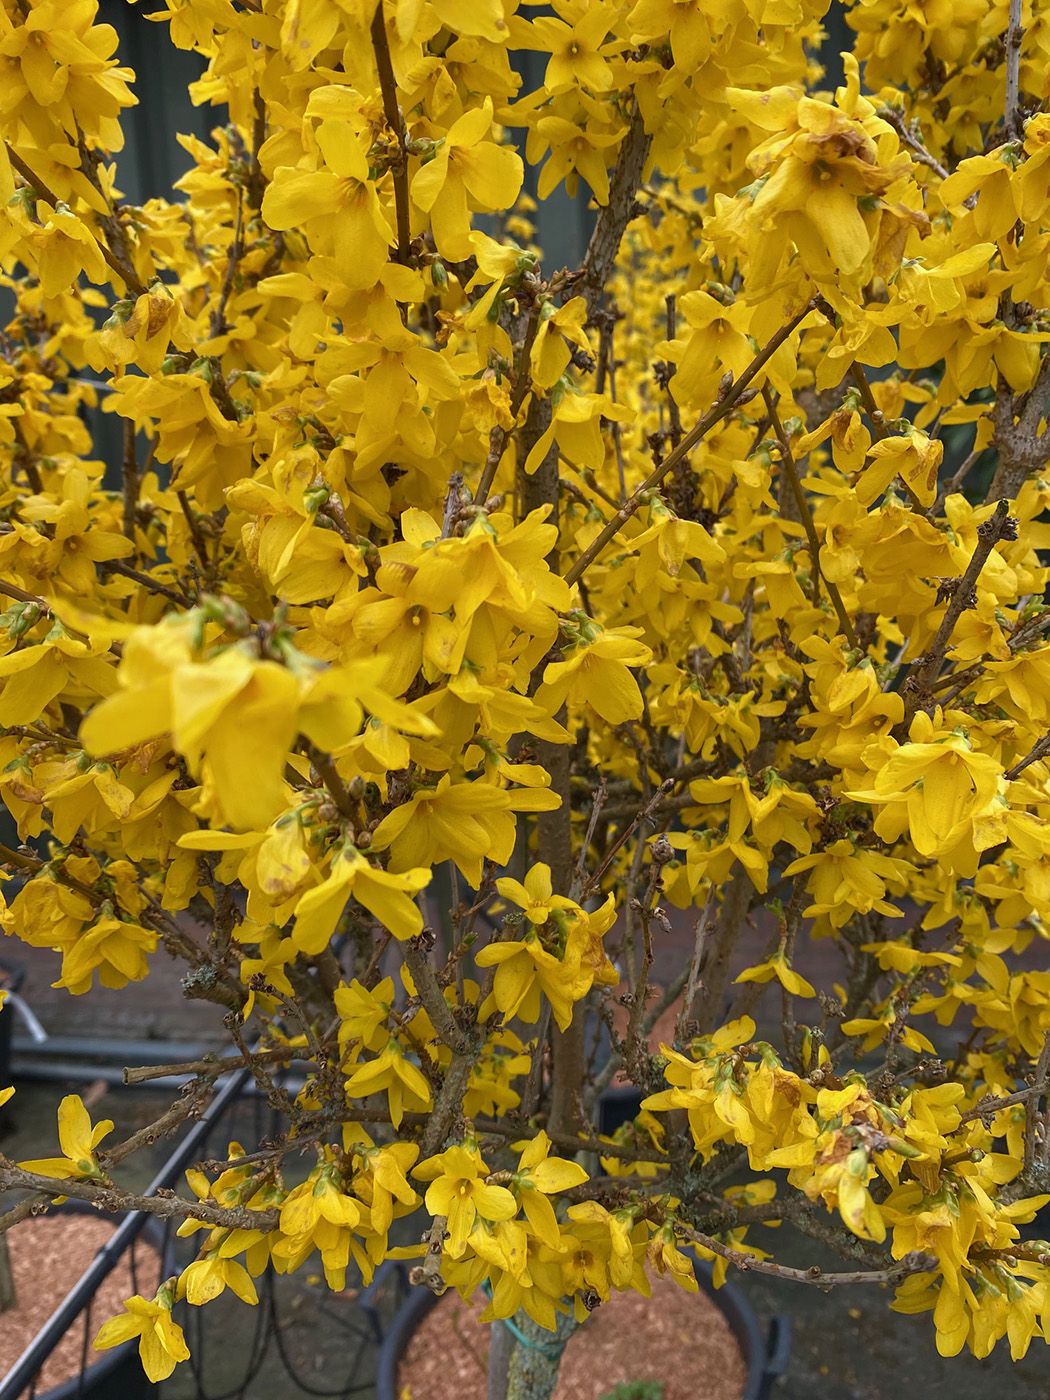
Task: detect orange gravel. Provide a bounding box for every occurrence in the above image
[398,1275,747,1400]
[0,1213,160,1394]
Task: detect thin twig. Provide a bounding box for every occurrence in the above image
[763,387,859,648]
[579,779,674,899]
[902,499,1012,718]
[674,1222,936,1289]
[675,891,717,1044]
[879,108,950,180]
[122,421,139,545]
[1005,732,1050,781]
[1004,0,1025,140]
[370,1,412,264]
[1023,1033,1050,1176]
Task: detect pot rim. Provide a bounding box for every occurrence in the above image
[375,1259,788,1400]
[1,1199,169,1400]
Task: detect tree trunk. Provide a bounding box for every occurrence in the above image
[487,1315,515,1400]
[506,1310,580,1400]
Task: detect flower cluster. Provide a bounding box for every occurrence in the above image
[0,0,1048,1386]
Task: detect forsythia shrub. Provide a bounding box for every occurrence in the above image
[0,0,1048,1392]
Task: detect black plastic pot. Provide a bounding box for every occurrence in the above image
[0,961,25,1091]
[598,1084,644,1137]
[1,1201,169,1400]
[376,1260,790,1400]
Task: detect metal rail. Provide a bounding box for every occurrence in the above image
[0,1066,251,1400]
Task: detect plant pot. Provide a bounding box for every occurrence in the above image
[598,1084,644,1137]
[0,1201,169,1400]
[376,1260,790,1400]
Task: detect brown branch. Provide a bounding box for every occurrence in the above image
[879,108,949,180]
[623,858,664,1081]
[987,353,1050,500]
[674,1222,936,1289]
[579,108,651,321]
[0,841,96,898]
[1004,0,1025,140]
[210,189,245,338]
[1023,1032,1050,1177]
[960,1081,1049,1123]
[1005,732,1050,781]
[122,421,139,545]
[902,498,1013,719]
[412,1213,449,1293]
[675,891,717,1044]
[402,938,469,1054]
[101,559,192,607]
[694,865,753,1035]
[302,740,356,819]
[122,1048,302,1086]
[103,1081,215,1168]
[475,294,543,507]
[370,1,412,265]
[176,489,212,571]
[763,387,859,648]
[0,1160,278,1233]
[934,446,983,511]
[0,580,51,613]
[579,778,674,898]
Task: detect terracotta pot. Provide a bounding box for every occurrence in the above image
[375,1260,790,1400]
[0,1201,169,1400]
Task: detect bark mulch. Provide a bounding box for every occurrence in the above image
[398,1276,747,1400]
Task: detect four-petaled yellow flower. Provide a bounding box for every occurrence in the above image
[21,1093,113,1181]
[414,1144,518,1256]
[95,1283,190,1383]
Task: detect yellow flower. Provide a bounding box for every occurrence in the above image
[20,1093,113,1181]
[476,914,585,1030]
[729,89,904,279]
[55,912,157,995]
[345,1131,420,1235]
[343,1039,432,1128]
[95,1283,189,1381]
[81,620,375,831]
[178,1253,258,1307]
[530,297,593,390]
[535,625,653,726]
[371,774,556,887]
[847,714,1004,871]
[648,1225,700,1293]
[411,100,524,260]
[515,7,618,95]
[734,954,816,997]
[0,0,136,151]
[510,1130,588,1248]
[80,629,298,831]
[413,1143,518,1256]
[857,428,944,508]
[292,847,430,953]
[495,862,575,925]
[262,122,393,290]
[276,1161,363,1290]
